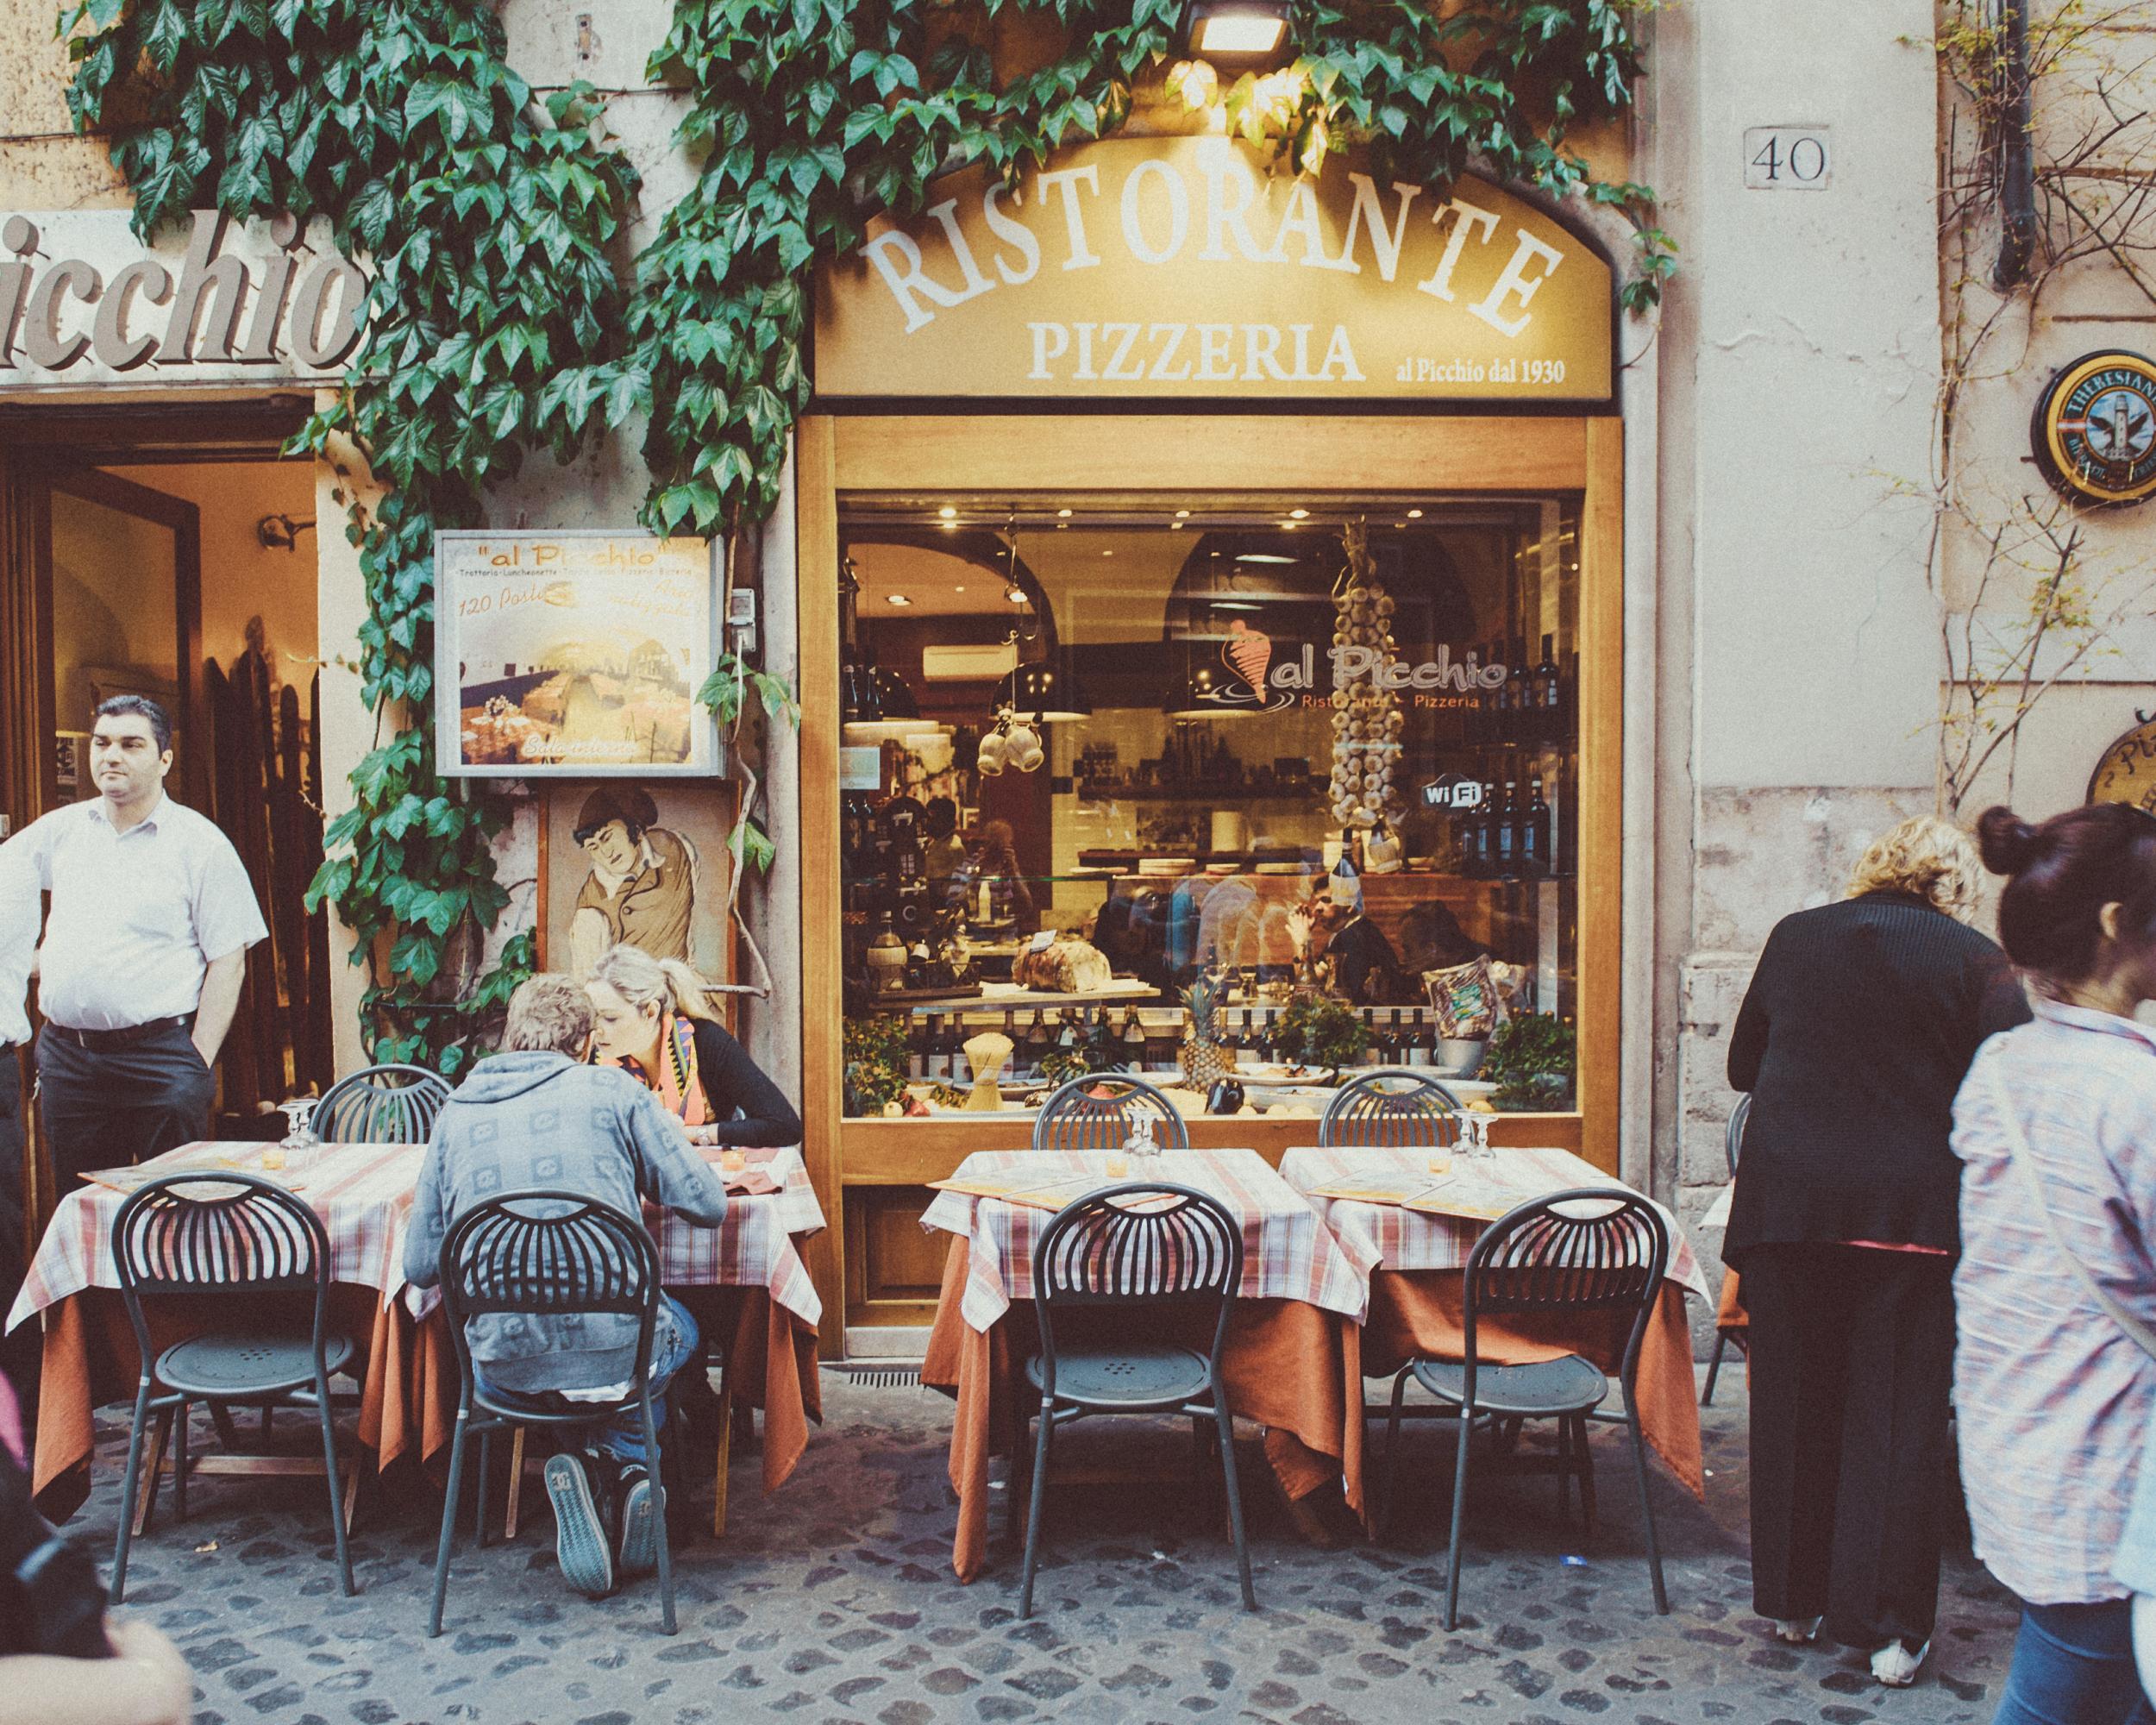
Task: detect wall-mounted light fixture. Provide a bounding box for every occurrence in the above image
[1183,0,1291,66]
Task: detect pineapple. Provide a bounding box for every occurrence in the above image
[1179,969,1236,1088]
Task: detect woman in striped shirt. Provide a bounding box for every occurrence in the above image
[1953,801,2156,1723]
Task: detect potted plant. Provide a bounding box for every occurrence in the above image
[1482,1013,1576,1111]
[843,1015,912,1116]
[1278,994,1371,1076]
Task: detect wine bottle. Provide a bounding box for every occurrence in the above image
[1474,777,1499,877]
[1495,779,1520,876]
[1463,644,1483,745]
[1533,633,1562,744]
[1523,778,1553,877]
[1505,637,1528,743]
[912,1014,937,1082]
[1120,1005,1147,1069]
[1405,1010,1432,1068]
[1328,847,1360,909]
[1024,1008,1051,1077]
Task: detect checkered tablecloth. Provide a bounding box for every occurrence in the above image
[9,1138,828,1333]
[920,1147,1383,1332]
[1275,1144,1712,1303]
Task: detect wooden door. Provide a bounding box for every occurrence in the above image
[33,465,204,812]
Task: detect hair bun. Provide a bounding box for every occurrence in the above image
[1977,805,2039,875]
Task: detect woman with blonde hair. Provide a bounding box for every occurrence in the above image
[1725,815,2028,1686]
[585,944,801,1148]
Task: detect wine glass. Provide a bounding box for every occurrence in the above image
[277,1098,321,1164]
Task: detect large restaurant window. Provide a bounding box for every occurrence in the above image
[835,496,1583,1118]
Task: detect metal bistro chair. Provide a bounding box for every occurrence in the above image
[1700,1093,1752,1408]
[1031,1074,1190,1151]
[429,1190,676,1637]
[1382,1188,1671,1630]
[313,1063,453,1145]
[1015,1182,1254,1618]
[1319,1070,1464,1147]
[110,1172,357,1603]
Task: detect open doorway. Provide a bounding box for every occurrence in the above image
[2,409,329,1165]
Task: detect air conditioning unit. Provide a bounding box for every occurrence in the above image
[920,641,1018,681]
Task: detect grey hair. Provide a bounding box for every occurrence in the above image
[588,944,720,1024]
[502,973,595,1054]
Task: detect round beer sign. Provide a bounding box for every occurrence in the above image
[2088,712,2156,812]
[2032,349,2156,506]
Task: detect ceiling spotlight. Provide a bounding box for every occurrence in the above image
[1288,507,1308,519]
[1183,0,1291,64]
[885,593,912,605]
[1101,549,1115,557]
[953,583,966,593]
[1006,585,1026,603]
[1056,508,1073,518]
[1175,509,1191,518]
[1406,507,1425,519]
[937,505,957,519]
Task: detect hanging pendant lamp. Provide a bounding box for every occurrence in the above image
[994,515,1091,723]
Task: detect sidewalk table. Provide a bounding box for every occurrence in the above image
[9,1138,827,1520]
[918,1145,1382,1582]
[1276,1143,1714,1496]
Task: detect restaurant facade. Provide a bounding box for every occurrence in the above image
[4,1,2154,1358]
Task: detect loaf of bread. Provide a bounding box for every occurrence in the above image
[1012,936,1113,994]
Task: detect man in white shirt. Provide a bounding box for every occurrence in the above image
[0,695,266,1186]
[0,822,33,1422]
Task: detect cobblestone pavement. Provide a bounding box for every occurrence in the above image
[71,1371,2021,1725]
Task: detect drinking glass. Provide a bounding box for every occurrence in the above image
[279,1097,321,1149]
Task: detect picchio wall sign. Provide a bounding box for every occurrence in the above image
[2031,348,2156,506]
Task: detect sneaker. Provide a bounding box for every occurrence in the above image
[617,1466,663,1578]
[1871,1638,1929,1686]
[543,1453,615,1597]
[1773,1615,1822,1644]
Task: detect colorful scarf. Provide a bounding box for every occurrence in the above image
[607,1012,711,1128]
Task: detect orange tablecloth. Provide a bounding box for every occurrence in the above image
[918,1244,1706,1584]
[34,1283,818,1521]
[1361,1269,1706,1498]
[922,1239,1366,1583]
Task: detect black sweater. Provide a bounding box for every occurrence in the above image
[684,1018,802,1148]
[1723,891,2028,1264]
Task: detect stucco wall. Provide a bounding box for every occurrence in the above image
[1651,0,1948,1315]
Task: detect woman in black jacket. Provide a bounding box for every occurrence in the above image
[585,944,802,1147]
[1725,815,2028,1687]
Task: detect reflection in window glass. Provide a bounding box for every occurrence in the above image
[837,502,1582,1119]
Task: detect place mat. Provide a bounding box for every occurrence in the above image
[78,1144,309,1195]
[1305,1164,1455,1207]
[1403,1170,1630,1223]
[928,1170,1106,1212]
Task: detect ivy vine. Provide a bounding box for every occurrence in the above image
[628,0,1671,537]
[63,0,641,1073]
[60,0,1667,1076]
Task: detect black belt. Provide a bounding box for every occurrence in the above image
[45,1014,195,1052]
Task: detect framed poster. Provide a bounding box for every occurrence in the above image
[435,530,720,776]
[536,780,738,985]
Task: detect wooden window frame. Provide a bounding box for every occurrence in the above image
[796,414,1622,1347]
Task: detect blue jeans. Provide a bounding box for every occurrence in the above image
[588,1294,699,1467]
[479,1294,699,1470]
[1995,1600,2156,1725]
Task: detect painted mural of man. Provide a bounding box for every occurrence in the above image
[567,785,700,979]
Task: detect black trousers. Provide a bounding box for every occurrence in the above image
[34,1022,216,1189]
[1741,1242,1956,1647]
